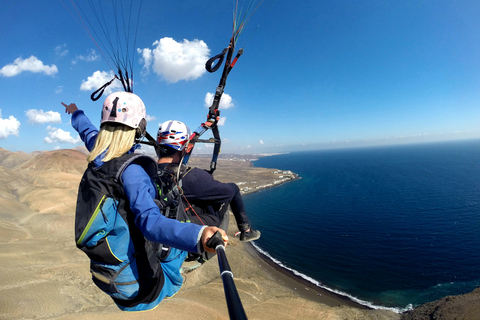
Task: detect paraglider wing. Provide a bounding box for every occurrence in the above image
[67,0,144,96]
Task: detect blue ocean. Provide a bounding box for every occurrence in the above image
[244,140,480,312]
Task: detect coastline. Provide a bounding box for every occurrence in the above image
[207,157,369,309]
[215,157,382,312]
[188,157,300,196]
[241,240,369,310]
[240,172,301,196]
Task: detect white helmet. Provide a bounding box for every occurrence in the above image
[157,120,191,151]
[101,92,146,129]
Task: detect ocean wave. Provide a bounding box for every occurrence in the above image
[251,242,413,314]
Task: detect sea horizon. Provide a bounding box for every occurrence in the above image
[245,139,480,312]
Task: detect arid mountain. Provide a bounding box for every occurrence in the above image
[0,149,88,219]
[0,147,31,169]
[14,148,87,174]
[73,145,89,156]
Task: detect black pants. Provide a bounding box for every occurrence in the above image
[228,183,250,232]
[187,183,250,232]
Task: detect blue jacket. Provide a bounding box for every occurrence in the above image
[72,110,205,253]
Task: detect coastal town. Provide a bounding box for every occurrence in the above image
[187,153,299,195]
[237,169,298,194]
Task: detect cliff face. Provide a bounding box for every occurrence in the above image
[401,288,480,320]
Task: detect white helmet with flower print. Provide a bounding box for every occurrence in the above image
[101,91,146,129]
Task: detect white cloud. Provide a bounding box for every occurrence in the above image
[55,86,63,94]
[72,49,100,64]
[44,126,80,144]
[55,43,69,57]
[140,48,153,70]
[80,70,123,94]
[218,116,226,126]
[26,109,61,124]
[0,56,58,77]
[146,114,156,122]
[259,140,264,145]
[204,92,234,109]
[0,109,21,139]
[138,37,210,83]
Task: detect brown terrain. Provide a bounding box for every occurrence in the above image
[0,147,477,319]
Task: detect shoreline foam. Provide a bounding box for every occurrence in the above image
[242,240,369,310]
[249,241,410,313]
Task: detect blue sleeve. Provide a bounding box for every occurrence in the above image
[121,163,205,253]
[71,110,98,152]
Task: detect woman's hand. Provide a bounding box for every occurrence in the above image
[61,102,79,115]
[201,226,228,253]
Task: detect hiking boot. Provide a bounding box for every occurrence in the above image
[240,229,261,242]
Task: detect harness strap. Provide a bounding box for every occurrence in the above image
[90,75,118,101]
[205,47,228,73]
[183,38,243,174]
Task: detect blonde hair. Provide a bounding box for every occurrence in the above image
[87,123,136,163]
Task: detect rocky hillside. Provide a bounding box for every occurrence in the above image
[401,288,480,320]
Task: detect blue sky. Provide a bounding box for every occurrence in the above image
[1,0,480,154]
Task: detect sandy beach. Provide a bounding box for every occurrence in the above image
[0,149,399,319]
